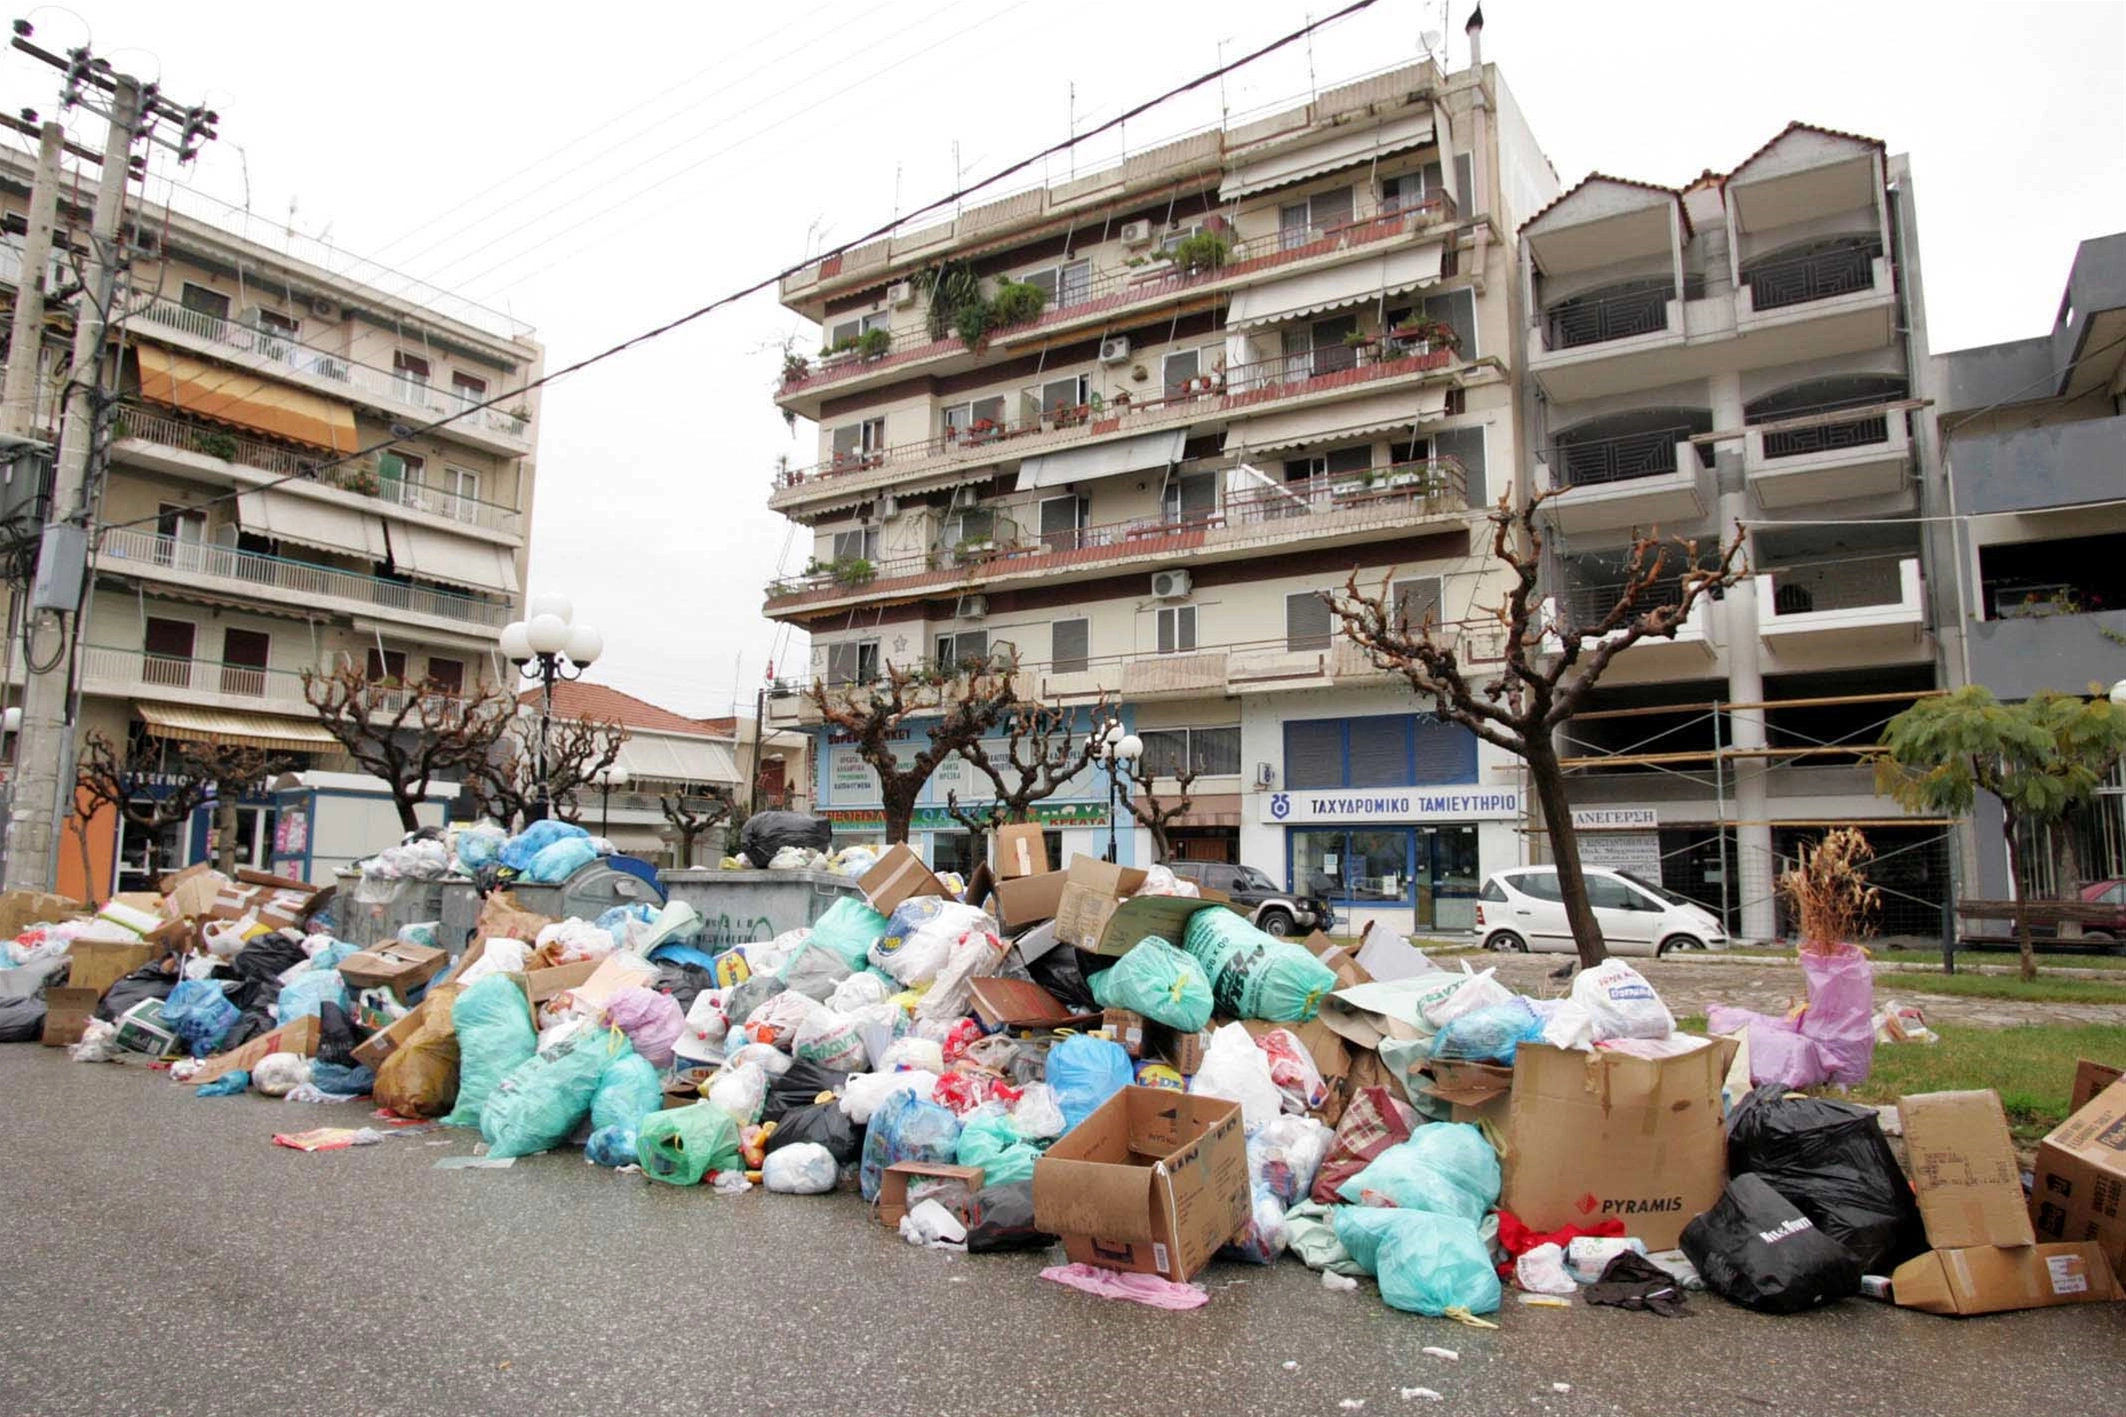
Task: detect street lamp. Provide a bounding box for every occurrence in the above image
[598,763,629,838]
[500,594,602,824]
[2110,680,2126,706]
[1098,717,1143,863]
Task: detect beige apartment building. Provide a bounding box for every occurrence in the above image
[763,45,1561,940]
[0,149,542,897]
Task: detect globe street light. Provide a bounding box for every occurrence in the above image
[500,595,602,823]
[1099,717,1143,863]
[2110,680,2126,706]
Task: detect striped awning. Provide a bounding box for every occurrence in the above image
[137,345,359,454]
[137,703,341,755]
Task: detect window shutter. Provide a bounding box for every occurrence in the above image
[1285,592,1332,652]
[1424,288,1477,358]
[1432,426,1486,505]
[1157,609,1175,655]
[1052,618,1089,673]
[1412,717,1478,783]
[1392,577,1443,632]
[1191,726,1240,775]
[1348,716,1410,787]
[1177,606,1197,651]
[1283,719,1344,789]
[827,643,857,684]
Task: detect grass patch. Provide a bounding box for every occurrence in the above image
[1839,1023,2126,1143]
[1878,972,2126,1005]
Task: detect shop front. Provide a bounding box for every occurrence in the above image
[1263,785,1521,935]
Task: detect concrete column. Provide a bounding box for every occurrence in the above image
[1709,368,1775,941]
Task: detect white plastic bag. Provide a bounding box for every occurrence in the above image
[744,989,822,1049]
[454,938,532,987]
[252,1052,314,1097]
[672,990,729,1065]
[1570,960,1674,1041]
[200,918,250,960]
[914,929,1003,1022]
[1420,967,1513,1031]
[877,1036,945,1073]
[792,1009,867,1072]
[898,1197,968,1249]
[1190,1022,1283,1128]
[1515,1242,1577,1295]
[706,1060,768,1124]
[1138,864,1197,898]
[870,900,995,986]
[1565,1235,1648,1284]
[1011,1082,1065,1139]
[1253,1027,1328,1114]
[723,1041,794,1077]
[827,971,891,1013]
[740,929,809,979]
[762,1142,839,1194]
[1539,1001,1596,1052]
[537,917,616,965]
[839,1068,939,1124]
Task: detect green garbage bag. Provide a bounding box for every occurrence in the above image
[1089,935,1213,1032]
[591,1052,665,1134]
[955,1109,1041,1187]
[807,897,889,971]
[441,974,536,1130]
[638,1103,743,1185]
[1376,1210,1502,1316]
[482,1025,632,1160]
[1285,1201,1365,1277]
[1182,909,1337,1022]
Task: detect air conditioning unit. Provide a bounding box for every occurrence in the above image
[1120,219,1154,248]
[1099,336,1132,365]
[878,493,899,519]
[887,280,916,309]
[956,593,988,620]
[305,294,337,318]
[1151,569,1192,600]
[951,485,981,509]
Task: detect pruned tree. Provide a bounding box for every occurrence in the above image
[945,693,1112,845]
[465,712,629,829]
[1328,487,1747,969]
[809,657,1020,844]
[661,785,738,867]
[189,743,298,875]
[73,730,215,904]
[1125,763,1200,865]
[303,666,515,831]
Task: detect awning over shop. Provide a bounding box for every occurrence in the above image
[1224,243,1443,331]
[1223,385,1450,455]
[1219,110,1436,201]
[385,522,521,593]
[1015,428,1187,491]
[236,489,388,560]
[616,731,741,788]
[137,703,341,755]
[136,345,359,453]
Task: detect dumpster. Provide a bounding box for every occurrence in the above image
[439,880,483,956]
[506,858,665,923]
[333,871,448,949]
[659,868,864,950]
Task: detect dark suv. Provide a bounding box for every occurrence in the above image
[1165,861,1335,938]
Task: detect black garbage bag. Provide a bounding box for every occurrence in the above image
[762,1101,862,1165]
[96,963,178,1023]
[223,932,309,990]
[1026,947,1098,1013]
[654,963,716,1015]
[0,996,46,1042]
[220,1002,276,1052]
[1726,1084,1926,1273]
[1681,1173,1863,1314]
[956,1181,1056,1253]
[763,1060,850,1122]
[724,974,785,1029]
[315,1002,367,1068]
[739,811,833,869]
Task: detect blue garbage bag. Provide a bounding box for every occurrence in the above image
[310,1061,376,1096]
[1335,1123,1499,1220]
[482,1025,631,1160]
[276,969,349,1023]
[808,897,890,971]
[1047,1034,1134,1133]
[595,904,658,947]
[1428,997,1546,1065]
[500,820,589,874]
[527,835,599,883]
[859,1089,962,1202]
[163,980,238,1057]
[591,1053,665,1134]
[308,940,359,972]
[586,1125,639,1167]
[1404,1121,1502,1206]
[195,1070,250,1097]
[442,974,537,1130]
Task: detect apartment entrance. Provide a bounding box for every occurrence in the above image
[1167,828,1237,864]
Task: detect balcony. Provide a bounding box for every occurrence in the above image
[763,457,1469,617]
[1537,429,1711,536]
[116,403,524,537]
[79,644,316,715]
[128,297,533,456]
[1526,279,1723,402]
[772,194,1457,417]
[1951,413,2126,517]
[1731,246,1895,363]
[1746,399,1910,508]
[1538,583,1714,676]
[1758,557,1924,653]
[1967,606,2126,702]
[96,528,513,632]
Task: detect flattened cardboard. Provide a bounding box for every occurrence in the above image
[159,864,228,921]
[859,844,949,916]
[63,940,157,995]
[570,954,660,1015]
[472,892,553,947]
[351,998,433,1070]
[1302,930,1372,990]
[1890,1242,2123,1316]
[960,862,996,915]
[1898,1090,2037,1249]
[1032,1087,1248,1283]
[1502,1038,1738,1251]
[1079,894,1240,958]
[969,977,1096,1031]
[1103,1008,1146,1058]
[876,1162,985,1228]
[189,1014,322,1085]
[2070,1059,2124,1117]
[0,889,86,941]
[337,942,448,996]
[2029,1077,2126,1276]
[1421,1058,1516,1128]
[995,823,1049,879]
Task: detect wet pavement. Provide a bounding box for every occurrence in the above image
[3,1048,2122,1417]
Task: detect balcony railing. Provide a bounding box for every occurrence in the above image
[1541,426,1695,488]
[1750,396,1895,460]
[130,296,533,445]
[1542,285,1675,351]
[1553,578,1694,630]
[82,644,312,708]
[1763,556,1908,616]
[98,527,513,628]
[116,403,524,535]
[1741,244,1879,313]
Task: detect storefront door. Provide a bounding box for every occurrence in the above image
[1417,825,1480,931]
[1291,825,1480,930]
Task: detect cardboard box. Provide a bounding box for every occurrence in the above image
[1898,1090,2037,1249]
[351,998,435,1070]
[0,889,86,941]
[995,823,1049,879]
[1302,930,1372,991]
[1103,1008,1147,1058]
[1148,1023,1212,1076]
[40,986,104,1047]
[1501,1037,1738,1250]
[159,864,229,920]
[472,891,553,946]
[1033,1087,1249,1283]
[64,940,158,996]
[563,954,660,1016]
[2029,1077,2126,1275]
[1050,858,1150,949]
[189,1014,322,1085]
[525,960,599,1010]
[876,1162,986,1228]
[968,977,1096,1031]
[995,872,1071,931]
[859,844,949,916]
[960,862,996,915]
[1421,1058,1516,1128]
[1242,1016,1353,1098]
[2070,1059,2124,1117]
[1890,1241,2123,1315]
[337,942,449,997]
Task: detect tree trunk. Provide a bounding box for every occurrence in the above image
[76,809,98,907]
[391,792,421,833]
[677,825,701,868]
[1527,740,1608,969]
[2054,818,2085,940]
[881,783,918,845]
[1147,820,1173,864]
[214,790,240,876]
[2003,813,2037,983]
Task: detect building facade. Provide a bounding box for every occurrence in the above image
[0,149,544,897]
[529,683,743,868]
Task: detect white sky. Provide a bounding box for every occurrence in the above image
[10,0,2122,716]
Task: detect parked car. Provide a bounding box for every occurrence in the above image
[1165,861,1335,937]
[2078,879,2125,945]
[1475,865,1727,956]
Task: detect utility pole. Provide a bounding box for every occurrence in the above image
[0,119,63,439]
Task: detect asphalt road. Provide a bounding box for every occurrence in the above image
[3,1047,2123,1417]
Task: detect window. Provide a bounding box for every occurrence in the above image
[1162,348,1200,395]
[1285,445,1373,484]
[439,466,481,521]
[1478,877,1508,903]
[826,639,880,685]
[1162,471,1216,523]
[180,283,230,320]
[377,451,423,507]
[830,526,880,564]
[392,351,431,403]
[1038,495,1085,550]
[1392,576,1442,632]
[1137,725,1240,778]
[1293,826,1409,903]
[1424,289,1476,358]
[451,371,488,406]
[427,657,465,694]
[945,507,994,548]
[1433,425,1485,504]
[1278,185,1353,248]
[1348,716,1410,787]
[826,310,888,349]
[1512,871,1564,902]
[256,307,299,336]
[1283,312,1359,378]
[1285,591,1332,652]
[830,417,885,468]
[934,630,988,668]
[219,628,270,697]
[144,617,195,688]
[1140,729,1189,778]
[1023,259,1092,309]
[1051,618,1089,673]
[1155,605,1196,654]
[367,648,409,682]
[943,395,1008,440]
[1039,375,1089,419]
[1381,164,1443,213]
[1282,714,1477,789]
[1585,876,1639,912]
[155,503,207,570]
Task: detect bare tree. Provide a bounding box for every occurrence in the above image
[303,666,515,831]
[809,657,1020,844]
[661,785,738,867]
[188,743,298,875]
[465,712,629,829]
[1328,487,1747,969]
[73,730,214,904]
[944,694,1112,845]
[1125,763,1200,865]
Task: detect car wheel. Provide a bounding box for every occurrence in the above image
[1486,929,1527,953]
[1658,934,1703,957]
[1257,908,1295,939]
[2085,930,2122,956]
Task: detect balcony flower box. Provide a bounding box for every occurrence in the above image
[1050,403,1090,429]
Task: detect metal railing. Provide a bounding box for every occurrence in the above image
[1763,556,1909,615]
[1541,425,1695,488]
[1542,284,1676,351]
[130,296,533,445]
[1750,395,1897,460]
[97,526,513,628]
[81,644,312,708]
[1740,244,1879,312]
[1555,578,1693,628]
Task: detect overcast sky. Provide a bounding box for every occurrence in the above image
[9,0,2122,716]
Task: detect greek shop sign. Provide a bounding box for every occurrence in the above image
[1260,788,1522,825]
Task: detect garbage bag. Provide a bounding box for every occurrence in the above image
[1419,968,1515,1031]
[1190,1022,1282,1128]
[914,927,1004,1022]
[481,1025,629,1159]
[739,810,833,869]
[956,1181,1055,1253]
[96,962,177,1023]
[1571,959,1674,1041]
[1026,946,1099,1013]
[1047,1034,1134,1133]
[1797,944,1875,1086]
[955,1107,1041,1187]
[860,1089,963,1201]
[1312,1085,1422,1204]
[162,980,239,1057]
[1181,909,1337,1022]
[1724,1085,1924,1274]
[763,1059,850,1121]
[638,1103,744,1185]
[527,835,598,883]
[374,985,461,1119]
[707,1060,768,1125]
[499,819,589,874]
[1337,1143,1489,1223]
[252,1052,313,1096]
[805,897,887,970]
[743,989,820,1049]
[1375,1210,1503,1316]
[585,1125,639,1167]
[792,1008,867,1073]
[1285,1200,1363,1275]
[1253,1027,1329,1114]
[309,1061,375,1095]
[1428,996,1547,1065]
[763,1142,838,1194]
[591,1052,666,1134]
[224,933,308,991]
[1090,935,1214,1032]
[762,1100,862,1164]
[442,975,537,1130]
[275,969,349,1023]
[779,941,855,1002]
[604,986,684,1068]
[840,1069,939,1125]
[0,995,45,1041]
[1710,1006,1831,1090]
[723,974,785,1032]
[1681,1173,1863,1314]
[871,899,993,987]
[314,1002,363,1069]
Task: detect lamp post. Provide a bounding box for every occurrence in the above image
[598,763,629,838]
[1098,717,1143,864]
[2111,680,2126,706]
[499,594,602,824]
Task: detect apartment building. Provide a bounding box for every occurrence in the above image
[0,149,543,897]
[1519,123,1947,942]
[762,41,1560,939]
[1934,233,2126,898]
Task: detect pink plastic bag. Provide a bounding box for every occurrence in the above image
[1707,1004,1832,1091]
[604,986,684,1068]
[1797,944,1874,1085]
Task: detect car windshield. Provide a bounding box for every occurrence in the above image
[1237,866,1278,891]
[1618,871,1692,908]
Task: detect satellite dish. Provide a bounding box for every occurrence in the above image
[1420,28,1442,52]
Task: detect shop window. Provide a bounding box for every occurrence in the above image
[1283,713,1476,788]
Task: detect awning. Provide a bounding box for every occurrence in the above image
[1224,243,1443,331]
[1223,385,1450,455]
[1015,428,1187,491]
[616,731,741,788]
[385,522,521,593]
[136,345,359,454]
[137,703,341,755]
[236,489,388,560]
[1220,110,1437,201]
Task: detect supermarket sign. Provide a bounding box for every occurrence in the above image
[1260,788,1521,825]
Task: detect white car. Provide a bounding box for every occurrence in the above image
[1475,866,1727,956]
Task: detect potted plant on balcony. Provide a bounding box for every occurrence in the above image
[1385,317,1462,358]
[967,417,1000,445]
[781,348,812,383]
[194,430,240,462]
[1158,231,1232,276]
[831,557,877,586]
[857,326,892,361]
[1050,402,1089,428]
[953,534,999,562]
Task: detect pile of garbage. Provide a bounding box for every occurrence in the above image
[357,819,617,888]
